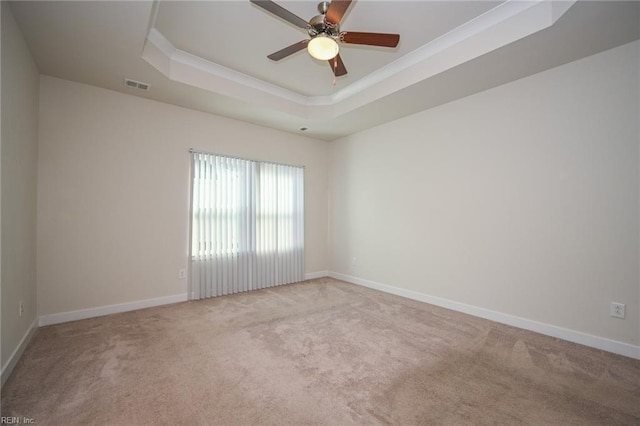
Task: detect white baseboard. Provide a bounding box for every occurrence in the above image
[38,274,326,327]
[39,293,188,327]
[329,271,640,360]
[305,271,329,280]
[1,317,38,388]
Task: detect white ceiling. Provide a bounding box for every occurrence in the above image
[9,1,640,141]
[154,1,501,96]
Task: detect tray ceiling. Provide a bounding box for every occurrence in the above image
[9,1,640,140]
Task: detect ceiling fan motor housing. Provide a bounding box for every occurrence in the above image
[308,15,339,37]
[308,2,340,37]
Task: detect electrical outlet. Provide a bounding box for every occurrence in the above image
[178,268,186,279]
[19,301,24,317]
[610,302,625,319]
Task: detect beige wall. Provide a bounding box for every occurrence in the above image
[15,19,640,355]
[37,76,328,316]
[1,2,40,369]
[329,41,640,346]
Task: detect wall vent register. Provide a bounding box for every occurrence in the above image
[124,78,150,91]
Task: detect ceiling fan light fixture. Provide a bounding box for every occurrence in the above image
[307,34,339,60]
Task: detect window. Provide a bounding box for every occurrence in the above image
[190,151,304,299]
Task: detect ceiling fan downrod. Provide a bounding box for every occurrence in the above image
[318,1,329,15]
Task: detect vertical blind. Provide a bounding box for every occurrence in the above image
[190,151,304,299]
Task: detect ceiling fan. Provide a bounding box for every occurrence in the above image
[250,0,400,77]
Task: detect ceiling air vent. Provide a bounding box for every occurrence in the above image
[124,78,150,91]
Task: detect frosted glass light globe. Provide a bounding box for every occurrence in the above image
[307,35,339,60]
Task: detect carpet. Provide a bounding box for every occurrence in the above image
[2,277,639,425]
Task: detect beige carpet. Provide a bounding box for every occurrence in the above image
[2,277,639,425]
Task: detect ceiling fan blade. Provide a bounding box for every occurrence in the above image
[267,40,309,61]
[250,0,308,29]
[341,32,400,48]
[325,0,352,26]
[328,54,347,76]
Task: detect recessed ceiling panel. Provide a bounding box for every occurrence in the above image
[154,1,502,96]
